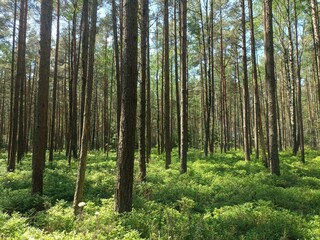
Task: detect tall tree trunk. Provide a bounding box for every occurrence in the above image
[248,0,267,165]
[8,0,27,171]
[17,0,28,162]
[293,0,305,163]
[286,2,298,155]
[114,0,138,213]
[49,0,60,162]
[174,0,181,157]
[32,0,53,195]
[241,0,250,161]
[264,0,280,175]
[146,29,151,163]
[139,0,148,181]
[199,0,210,156]
[180,0,187,174]
[79,0,89,147]
[209,0,215,153]
[68,0,79,162]
[103,44,109,153]
[8,0,17,165]
[0,73,6,148]
[112,0,121,137]
[73,0,97,214]
[310,0,320,105]
[156,21,160,155]
[164,0,171,169]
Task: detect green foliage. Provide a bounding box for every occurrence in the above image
[203,201,309,240]
[1,149,320,239]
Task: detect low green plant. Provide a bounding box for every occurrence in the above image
[1,149,320,239]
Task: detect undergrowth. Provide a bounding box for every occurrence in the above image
[0,149,320,239]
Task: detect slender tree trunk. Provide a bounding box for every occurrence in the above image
[264,0,280,175]
[310,0,320,105]
[112,0,121,137]
[248,0,267,165]
[139,0,148,181]
[174,0,181,157]
[79,0,89,147]
[293,0,305,163]
[17,0,28,162]
[286,2,298,155]
[8,0,17,165]
[164,0,171,169]
[103,44,109,153]
[114,0,138,213]
[0,73,6,148]
[241,0,250,161]
[73,0,97,214]
[199,0,210,156]
[49,0,60,162]
[32,0,53,195]
[146,29,151,163]
[180,0,187,174]
[68,0,79,162]
[156,23,160,155]
[209,0,215,153]
[8,0,27,171]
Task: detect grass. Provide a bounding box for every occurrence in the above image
[0,148,320,239]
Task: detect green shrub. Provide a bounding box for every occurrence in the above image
[0,211,28,238]
[203,201,309,240]
[46,200,74,232]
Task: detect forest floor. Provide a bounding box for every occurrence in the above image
[0,149,320,239]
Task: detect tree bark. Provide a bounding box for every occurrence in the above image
[293,0,305,163]
[8,0,27,171]
[174,0,181,157]
[112,0,121,138]
[241,0,250,161]
[310,0,320,105]
[139,0,148,181]
[32,0,53,195]
[8,0,17,165]
[17,1,28,162]
[79,0,89,148]
[180,0,188,174]
[164,0,171,169]
[115,0,138,213]
[264,0,280,175]
[49,0,60,162]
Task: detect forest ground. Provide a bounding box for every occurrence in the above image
[0,149,320,239]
